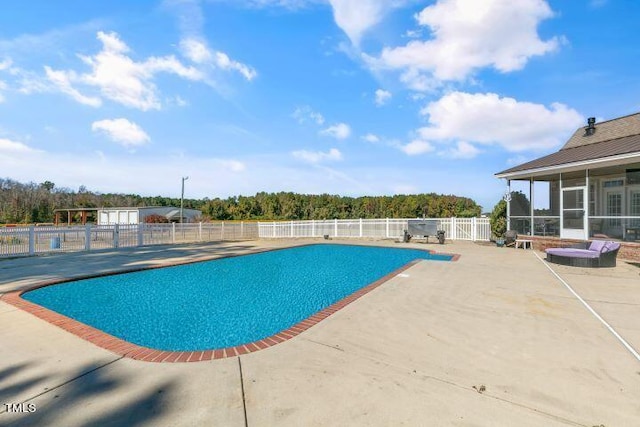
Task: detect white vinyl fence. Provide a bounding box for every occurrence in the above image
[0,218,490,258]
[258,218,490,241]
[0,222,258,258]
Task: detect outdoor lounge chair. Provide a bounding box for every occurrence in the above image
[545,240,621,268]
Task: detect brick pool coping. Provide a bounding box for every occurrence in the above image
[1,245,460,363]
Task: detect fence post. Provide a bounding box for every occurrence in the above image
[241,221,244,239]
[136,223,143,247]
[113,224,120,248]
[86,224,92,250]
[172,222,176,244]
[199,222,202,241]
[28,225,35,255]
[450,217,456,240]
[472,217,477,241]
[272,221,275,238]
[359,218,363,237]
[312,220,315,237]
[221,222,225,240]
[291,221,294,238]
[334,219,338,237]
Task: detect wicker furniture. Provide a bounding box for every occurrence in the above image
[545,240,620,268]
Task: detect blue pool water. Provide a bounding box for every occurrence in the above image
[24,244,451,351]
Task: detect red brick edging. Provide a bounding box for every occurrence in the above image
[1,246,459,363]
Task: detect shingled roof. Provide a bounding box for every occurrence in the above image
[562,112,640,149]
[496,112,640,177]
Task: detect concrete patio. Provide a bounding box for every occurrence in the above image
[1,240,639,426]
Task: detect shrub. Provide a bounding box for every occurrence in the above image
[490,199,507,240]
[144,214,169,223]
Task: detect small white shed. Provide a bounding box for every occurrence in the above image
[97,207,201,225]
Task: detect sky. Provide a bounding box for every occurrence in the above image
[1,0,639,211]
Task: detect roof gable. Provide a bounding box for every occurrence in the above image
[496,134,640,176]
[496,112,640,178]
[561,112,640,150]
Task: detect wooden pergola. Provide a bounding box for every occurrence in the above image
[53,208,98,225]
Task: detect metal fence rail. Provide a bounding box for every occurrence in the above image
[258,218,490,241]
[0,222,259,258]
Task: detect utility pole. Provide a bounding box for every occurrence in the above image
[181,176,189,223]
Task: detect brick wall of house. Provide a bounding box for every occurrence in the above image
[527,236,640,262]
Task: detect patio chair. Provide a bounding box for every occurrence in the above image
[504,230,517,247]
[545,240,621,268]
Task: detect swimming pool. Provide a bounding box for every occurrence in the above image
[22,244,452,353]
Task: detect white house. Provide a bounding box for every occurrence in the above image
[495,113,640,242]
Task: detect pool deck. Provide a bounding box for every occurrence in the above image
[1,239,639,426]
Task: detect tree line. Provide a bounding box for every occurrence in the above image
[201,191,481,220]
[0,178,482,224]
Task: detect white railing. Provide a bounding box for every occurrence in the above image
[258,218,490,241]
[0,218,490,258]
[0,222,258,258]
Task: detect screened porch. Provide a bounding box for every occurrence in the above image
[506,162,640,242]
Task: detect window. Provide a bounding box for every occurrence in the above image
[603,179,624,188]
[607,193,622,227]
[631,191,640,227]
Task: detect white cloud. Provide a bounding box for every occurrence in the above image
[44,66,102,107]
[399,68,440,92]
[416,91,583,152]
[11,68,51,95]
[178,37,257,81]
[362,133,380,143]
[0,59,13,102]
[173,95,188,107]
[292,105,325,125]
[374,89,392,106]
[0,141,505,208]
[0,138,40,153]
[0,146,248,199]
[179,38,213,64]
[91,118,151,147]
[214,52,257,81]
[506,154,530,166]
[328,0,386,46]
[43,31,204,111]
[400,139,434,155]
[218,159,246,172]
[404,29,422,39]
[328,0,409,46]
[0,58,11,71]
[372,0,559,85]
[292,147,343,163]
[320,122,351,140]
[168,0,257,83]
[439,141,481,159]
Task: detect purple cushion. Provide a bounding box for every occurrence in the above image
[545,248,601,259]
[588,240,607,252]
[602,241,620,253]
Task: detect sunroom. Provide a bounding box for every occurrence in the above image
[495,114,640,242]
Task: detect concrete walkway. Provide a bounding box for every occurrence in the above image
[1,240,639,426]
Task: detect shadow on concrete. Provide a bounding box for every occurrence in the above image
[1,361,177,427]
[0,241,265,293]
[0,363,49,404]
